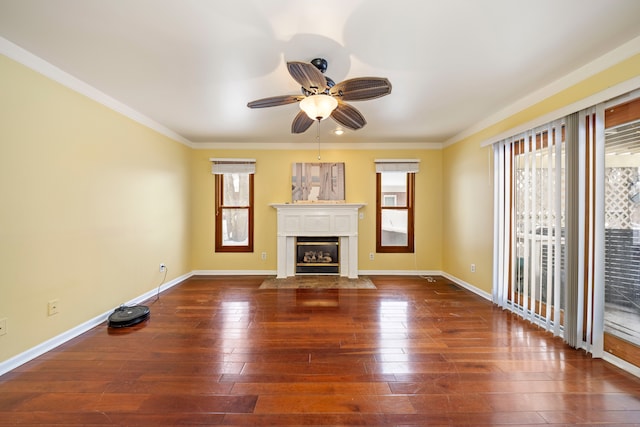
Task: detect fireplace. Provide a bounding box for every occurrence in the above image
[296,236,339,274]
[271,203,365,278]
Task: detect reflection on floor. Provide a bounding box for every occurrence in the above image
[259,275,376,289]
[2,275,640,426]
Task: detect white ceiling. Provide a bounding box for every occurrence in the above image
[1,0,640,146]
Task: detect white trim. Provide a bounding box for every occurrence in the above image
[441,272,493,301]
[604,88,640,109]
[374,158,421,173]
[603,353,640,379]
[209,158,256,163]
[479,76,640,148]
[358,269,441,276]
[0,268,483,377]
[374,159,422,163]
[210,158,256,174]
[448,34,640,148]
[192,142,443,150]
[5,269,640,381]
[4,31,638,152]
[0,37,193,148]
[360,269,492,301]
[0,271,192,377]
[1,36,441,152]
[190,270,277,276]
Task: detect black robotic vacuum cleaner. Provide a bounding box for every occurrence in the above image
[107,305,150,328]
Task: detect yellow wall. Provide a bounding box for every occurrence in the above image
[442,140,494,292]
[442,53,640,294]
[0,55,192,361]
[1,44,637,365]
[190,148,443,272]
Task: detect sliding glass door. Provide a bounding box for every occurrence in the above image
[494,90,640,367]
[603,96,640,368]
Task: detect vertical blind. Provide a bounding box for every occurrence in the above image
[493,107,605,353]
[493,119,566,336]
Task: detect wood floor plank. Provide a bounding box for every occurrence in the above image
[1,274,640,426]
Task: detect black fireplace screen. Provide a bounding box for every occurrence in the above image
[296,236,339,274]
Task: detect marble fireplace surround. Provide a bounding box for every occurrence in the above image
[270,203,365,279]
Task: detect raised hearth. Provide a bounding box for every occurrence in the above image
[271,203,365,279]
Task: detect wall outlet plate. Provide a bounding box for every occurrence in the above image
[48,299,60,316]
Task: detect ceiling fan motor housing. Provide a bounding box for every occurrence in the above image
[311,58,328,73]
[300,58,334,96]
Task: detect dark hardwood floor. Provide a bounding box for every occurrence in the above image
[1,275,640,426]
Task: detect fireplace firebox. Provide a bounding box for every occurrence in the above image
[296,236,339,274]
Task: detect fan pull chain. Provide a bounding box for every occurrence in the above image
[316,119,321,160]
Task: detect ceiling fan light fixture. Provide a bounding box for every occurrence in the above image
[299,94,338,121]
[248,59,391,133]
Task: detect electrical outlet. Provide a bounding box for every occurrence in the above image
[48,299,60,316]
[261,252,267,260]
[159,263,166,272]
[369,252,375,260]
[471,264,476,273]
[0,318,7,336]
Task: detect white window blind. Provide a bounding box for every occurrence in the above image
[374,159,420,173]
[493,119,566,337]
[492,106,605,355]
[210,158,256,175]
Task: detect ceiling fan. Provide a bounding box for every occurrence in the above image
[247,58,392,134]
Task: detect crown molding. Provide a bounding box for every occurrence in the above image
[444,34,640,148]
[1,37,193,148]
[478,75,640,148]
[190,141,443,150]
[0,37,443,152]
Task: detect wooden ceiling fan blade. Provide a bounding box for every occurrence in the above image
[330,102,366,130]
[247,95,304,108]
[330,77,392,101]
[287,61,327,94]
[291,110,315,134]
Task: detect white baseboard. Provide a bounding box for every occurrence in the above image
[0,269,491,376]
[191,269,277,276]
[0,271,192,377]
[603,352,640,379]
[440,272,492,301]
[358,269,442,276]
[359,269,493,303]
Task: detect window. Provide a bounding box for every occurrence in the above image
[375,160,418,253]
[212,159,255,252]
[383,194,397,206]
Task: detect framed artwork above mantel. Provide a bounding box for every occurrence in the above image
[292,162,345,203]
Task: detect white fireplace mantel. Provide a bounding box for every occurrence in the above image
[270,203,365,279]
